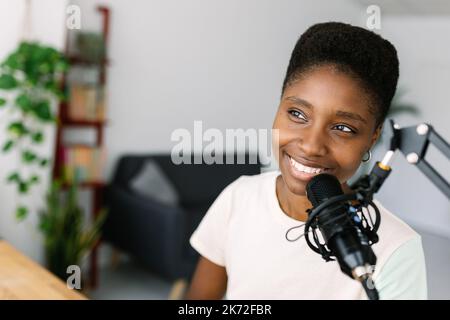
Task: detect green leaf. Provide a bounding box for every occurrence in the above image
[22,150,37,163]
[40,158,49,167]
[31,132,44,143]
[7,172,20,183]
[18,181,29,194]
[55,60,69,72]
[29,175,40,184]
[0,97,6,106]
[38,63,51,74]
[8,122,28,137]
[16,206,28,221]
[15,94,32,112]
[2,140,14,152]
[38,215,50,233]
[32,101,53,121]
[2,53,22,70]
[0,74,18,89]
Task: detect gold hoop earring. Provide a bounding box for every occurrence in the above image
[362,150,372,163]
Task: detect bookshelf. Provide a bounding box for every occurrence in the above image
[53,5,110,288]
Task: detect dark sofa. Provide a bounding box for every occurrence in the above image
[102,153,261,281]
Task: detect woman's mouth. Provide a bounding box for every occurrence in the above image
[285,154,332,181]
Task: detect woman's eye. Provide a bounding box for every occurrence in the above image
[334,124,356,134]
[288,109,307,121]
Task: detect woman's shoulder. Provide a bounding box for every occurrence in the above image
[369,200,426,290]
[216,170,278,206]
[372,199,419,240]
[371,199,421,259]
[225,170,278,193]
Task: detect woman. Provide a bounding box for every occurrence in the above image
[186,22,427,299]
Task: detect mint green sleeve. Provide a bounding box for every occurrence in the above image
[374,236,428,300]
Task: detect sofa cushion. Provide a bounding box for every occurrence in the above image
[153,154,261,206]
[129,159,179,206]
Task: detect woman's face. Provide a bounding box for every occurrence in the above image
[272,65,382,195]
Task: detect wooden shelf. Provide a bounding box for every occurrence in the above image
[67,55,109,66]
[61,119,107,127]
[62,143,100,149]
[53,5,111,289]
[61,181,106,189]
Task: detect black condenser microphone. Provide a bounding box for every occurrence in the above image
[305,173,379,300]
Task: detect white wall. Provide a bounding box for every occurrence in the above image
[0,0,67,263]
[374,17,450,238]
[72,0,450,239]
[64,0,371,270]
[2,0,447,265]
[71,0,367,178]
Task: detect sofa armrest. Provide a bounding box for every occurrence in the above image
[103,185,187,277]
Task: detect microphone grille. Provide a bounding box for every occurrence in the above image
[306,173,343,207]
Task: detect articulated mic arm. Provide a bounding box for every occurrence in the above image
[351,119,450,201]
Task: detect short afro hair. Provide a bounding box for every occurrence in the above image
[282,22,399,128]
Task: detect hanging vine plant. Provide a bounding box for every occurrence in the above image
[0,41,68,220]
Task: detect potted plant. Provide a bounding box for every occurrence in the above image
[39,179,106,283]
[0,41,67,219]
[0,41,106,283]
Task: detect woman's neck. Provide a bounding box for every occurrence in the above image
[275,174,353,222]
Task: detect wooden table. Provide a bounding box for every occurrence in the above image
[0,240,86,300]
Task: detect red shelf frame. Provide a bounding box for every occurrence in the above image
[53,5,111,289]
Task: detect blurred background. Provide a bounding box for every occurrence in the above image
[0,0,448,299]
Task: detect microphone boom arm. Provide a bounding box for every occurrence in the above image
[354,119,450,201]
[388,119,450,199]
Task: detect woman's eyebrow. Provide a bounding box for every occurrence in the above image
[285,96,367,124]
[285,96,313,109]
[335,110,367,124]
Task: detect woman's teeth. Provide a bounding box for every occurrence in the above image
[289,156,328,174]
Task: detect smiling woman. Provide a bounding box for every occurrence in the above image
[272,21,398,221]
[186,22,427,300]
[273,66,382,211]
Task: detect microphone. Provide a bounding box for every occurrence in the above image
[305,173,379,300]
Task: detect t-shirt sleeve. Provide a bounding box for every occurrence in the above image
[189,179,236,267]
[375,235,428,300]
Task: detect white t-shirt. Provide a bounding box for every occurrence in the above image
[189,171,427,300]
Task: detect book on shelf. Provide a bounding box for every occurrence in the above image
[68,84,107,121]
[66,65,100,86]
[61,146,105,183]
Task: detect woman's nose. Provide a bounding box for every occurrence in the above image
[297,126,328,158]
